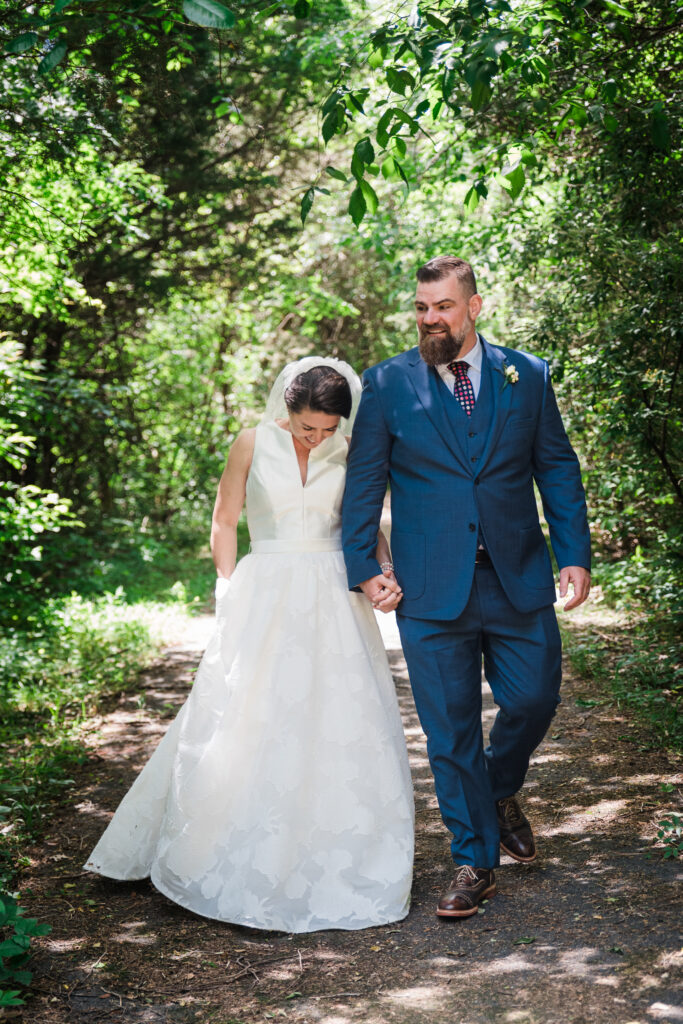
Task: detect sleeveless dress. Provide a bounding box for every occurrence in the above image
[84,421,414,933]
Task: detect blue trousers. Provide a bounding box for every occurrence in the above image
[397,564,562,869]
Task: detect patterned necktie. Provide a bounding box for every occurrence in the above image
[448,360,475,416]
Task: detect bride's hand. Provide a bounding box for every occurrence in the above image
[360,573,403,613]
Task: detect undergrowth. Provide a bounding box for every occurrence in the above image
[561,613,682,752]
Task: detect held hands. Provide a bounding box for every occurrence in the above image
[559,566,591,610]
[360,571,403,613]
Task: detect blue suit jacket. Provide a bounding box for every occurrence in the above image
[342,338,591,619]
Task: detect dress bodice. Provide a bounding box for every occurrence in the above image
[246,421,348,545]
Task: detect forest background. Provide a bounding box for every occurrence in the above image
[0,0,681,943]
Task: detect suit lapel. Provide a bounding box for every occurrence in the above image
[406,350,470,472]
[477,338,514,473]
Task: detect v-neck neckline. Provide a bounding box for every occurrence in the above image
[273,421,329,489]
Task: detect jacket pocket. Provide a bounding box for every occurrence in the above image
[391,530,426,601]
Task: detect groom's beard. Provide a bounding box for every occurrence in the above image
[418,319,470,366]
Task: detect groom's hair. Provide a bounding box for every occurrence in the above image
[416,256,477,298]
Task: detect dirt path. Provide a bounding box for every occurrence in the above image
[15,607,683,1024]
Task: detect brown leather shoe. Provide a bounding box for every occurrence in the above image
[436,866,496,918]
[496,795,536,862]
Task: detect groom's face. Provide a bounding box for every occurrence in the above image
[415,274,481,366]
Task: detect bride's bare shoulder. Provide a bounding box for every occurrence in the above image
[226,428,256,470]
[232,427,257,450]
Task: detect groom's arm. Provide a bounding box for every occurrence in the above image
[342,372,393,590]
[531,362,591,600]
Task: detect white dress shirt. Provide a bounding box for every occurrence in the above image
[436,334,483,399]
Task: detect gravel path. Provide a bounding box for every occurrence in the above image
[16,606,683,1024]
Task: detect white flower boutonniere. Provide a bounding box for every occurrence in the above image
[501,361,519,390]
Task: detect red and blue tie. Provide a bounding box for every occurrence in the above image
[448,360,475,416]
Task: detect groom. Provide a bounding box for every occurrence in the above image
[342,255,591,918]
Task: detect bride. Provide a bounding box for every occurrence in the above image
[85,357,415,933]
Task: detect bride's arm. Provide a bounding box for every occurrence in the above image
[211,429,255,579]
[375,529,392,570]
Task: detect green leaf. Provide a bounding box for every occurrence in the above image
[0,992,24,1008]
[322,107,341,144]
[348,91,368,114]
[293,0,310,17]
[514,936,536,945]
[470,78,492,111]
[464,185,479,213]
[351,152,365,181]
[360,179,379,214]
[376,109,393,148]
[300,187,314,225]
[37,41,68,75]
[386,67,415,96]
[322,89,343,116]
[354,137,375,165]
[603,0,632,15]
[54,0,73,11]
[602,79,618,103]
[325,166,348,182]
[182,0,235,29]
[503,164,525,200]
[424,12,448,29]
[348,186,367,227]
[4,33,39,54]
[368,48,384,69]
[215,102,231,117]
[381,156,396,180]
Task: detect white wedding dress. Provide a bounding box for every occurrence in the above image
[85,421,414,932]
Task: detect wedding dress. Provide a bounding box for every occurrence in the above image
[85,419,414,932]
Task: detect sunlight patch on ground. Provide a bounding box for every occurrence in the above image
[382,983,451,1010]
[649,1003,683,1020]
[112,920,158,945]
[43,937,84,952]
[479,952,540,974]
[544,798,629,836]
[555,947,619,985]
[529,752,572,764]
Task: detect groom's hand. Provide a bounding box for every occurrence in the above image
[360,574,403,613]
[559,566,591,610]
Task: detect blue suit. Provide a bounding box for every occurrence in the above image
[342,337,590,867]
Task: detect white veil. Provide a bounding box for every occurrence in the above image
[260,356,362,433]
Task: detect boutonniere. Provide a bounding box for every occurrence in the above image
[500,360,519,391]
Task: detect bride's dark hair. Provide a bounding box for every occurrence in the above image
[284,366,352,418]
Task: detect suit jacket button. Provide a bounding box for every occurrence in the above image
[469,523,476,532]
[474,477,480,485]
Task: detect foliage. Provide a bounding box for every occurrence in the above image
[1,338,82,627]
[563,615,682,752]
[0,894,51,1008]
[655,814,683,860]
[312,0,680,221]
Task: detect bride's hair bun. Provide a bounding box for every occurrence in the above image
[285,366,352,419]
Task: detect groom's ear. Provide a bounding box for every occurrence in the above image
[469,294,483,320]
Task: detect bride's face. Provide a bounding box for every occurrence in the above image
[288,407,340,449]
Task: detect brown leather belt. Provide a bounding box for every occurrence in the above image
[474,548,493,566]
